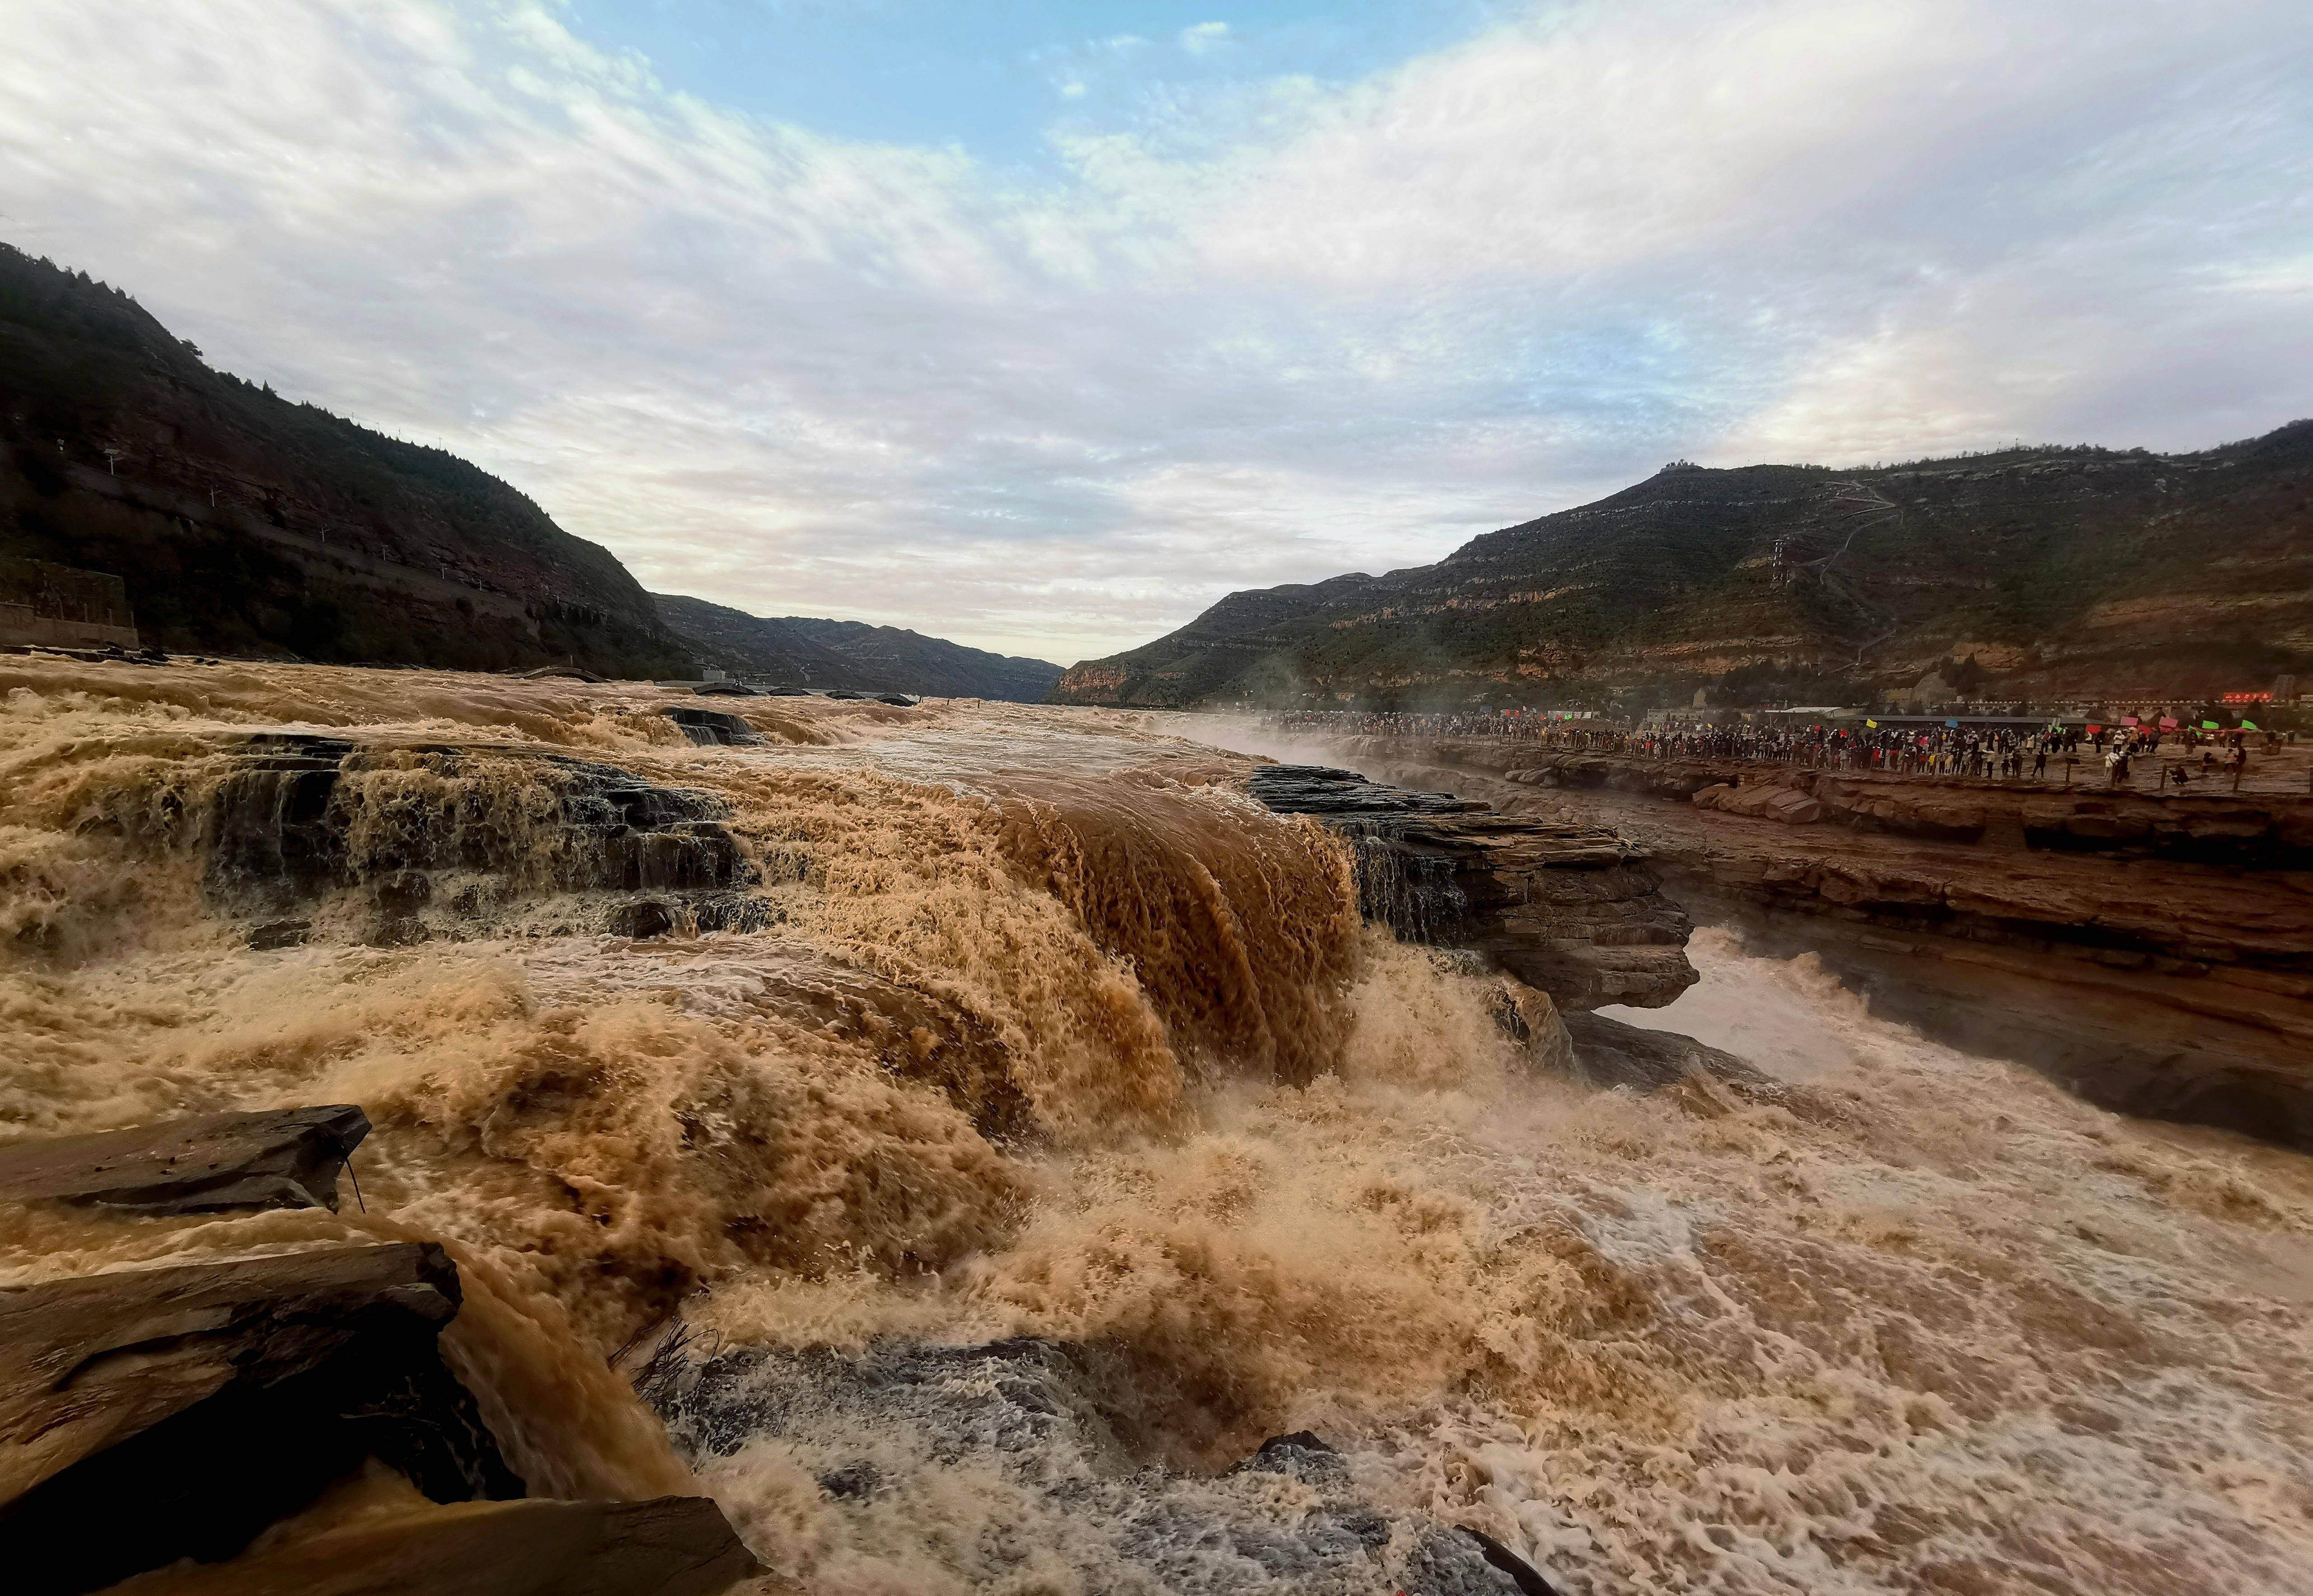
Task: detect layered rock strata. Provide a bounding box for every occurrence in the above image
[1300,735,2313,1147]
[1246,764,1696,1011]
[160,732,772,947]
[0,1110,759,1596]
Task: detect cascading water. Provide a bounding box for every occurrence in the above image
[4,660,2312,1596]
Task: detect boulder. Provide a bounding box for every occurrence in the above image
[0,1105,369,1214]
[1248,765,1696,1010]
[0,1243,523,1595]
[1561,1011,1784,1101]
[658,707,763,746]
[98,1496,760,1596]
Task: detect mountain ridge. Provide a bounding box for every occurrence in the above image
[1049,425,2313,710]
[0,242,689,675]
[652,592,1064,701]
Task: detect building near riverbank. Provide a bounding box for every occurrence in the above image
[0,556,140,649]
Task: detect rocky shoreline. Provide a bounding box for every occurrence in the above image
[1278,733,2313,1148]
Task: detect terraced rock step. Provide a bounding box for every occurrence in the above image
[1246,764,1695,1010]
[165,731,770,945]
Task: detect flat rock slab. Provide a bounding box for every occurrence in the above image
[0,1106,370,1215]
[97,1496,761,1596]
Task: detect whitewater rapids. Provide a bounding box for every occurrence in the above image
[2,660,2309,1595]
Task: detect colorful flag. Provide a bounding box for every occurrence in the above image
[2201,720,2220,730]
[2159,717,2178,730]
[2087,724,2103,734]
[1945,718,1959,728]
[2121,715,2140,726]
[2242,720,2261,731]
[1865,718,1878,728]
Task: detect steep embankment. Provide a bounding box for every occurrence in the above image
[1053,426,2313,708]
[653,593,1064,701]
[1231,725,2313,1150]
[0,243,690,674]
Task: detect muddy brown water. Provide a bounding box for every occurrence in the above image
[4,662,2311,1594]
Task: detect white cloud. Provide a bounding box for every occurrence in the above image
[1180,22,1231,57]
[0,0,2307,665]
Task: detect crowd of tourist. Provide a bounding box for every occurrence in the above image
[1264,708,2285,790]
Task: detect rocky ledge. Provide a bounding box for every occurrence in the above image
[0,1108,757,1596]
[1302,735,2313,1150]
[1247,764,1697,1011]
[128,731,779,949]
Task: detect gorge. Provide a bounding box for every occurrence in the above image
[5,656,2311,1594]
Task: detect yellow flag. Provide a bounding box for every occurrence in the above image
[1865,718,1878,728]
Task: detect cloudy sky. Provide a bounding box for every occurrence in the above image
[4,1,2309,665]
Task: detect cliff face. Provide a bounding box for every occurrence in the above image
[0,244,689,675]
[1288,731,2313,1151]
[655,593,1064,701]
[1052,427,2313,708]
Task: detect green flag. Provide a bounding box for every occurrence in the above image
[2241,720,2260,731]
[2201,720,2220,730]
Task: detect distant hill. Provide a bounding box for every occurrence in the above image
[1050,425,2313,710]
[0,242,688,674]
[654,593,1064,701]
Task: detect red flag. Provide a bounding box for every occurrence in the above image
[2086,723,2103,734]
[2121,715,2140,726]
[2159,717,2178,730]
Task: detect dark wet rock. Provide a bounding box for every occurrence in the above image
[1563,1011,1782,1100]
[606,899,676,940]
[248,918,311,950]
[0,1105,370,1214]
[648,1335,1554,1594]
[515,665,607,682]
[659,706,762,746]
[871,693,918,707]
[758,684,810,696]
[181,733,759,944]
[1434,1528,1567,1596]
[375,869,433,917]
[816,1461,883,1499]
[821,688,867,700]
[98,1495,760,1596]
[1233,1430,1346,1485]
[690,681,759,697]
[0,1241,524,1595]
[1248,764,1696,1010]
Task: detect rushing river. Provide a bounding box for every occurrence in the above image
[3,661,2310,1595]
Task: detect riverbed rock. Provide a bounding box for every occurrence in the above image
[0,1105,370,1214]
[171,732,766,944]
[98,1496,761,1596]
[1247,765,1696,1009]
[0,1242,523,1595]
[660,706,763,745]
[1562,1011,1781,1099]
[650,1335,1537,1596]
